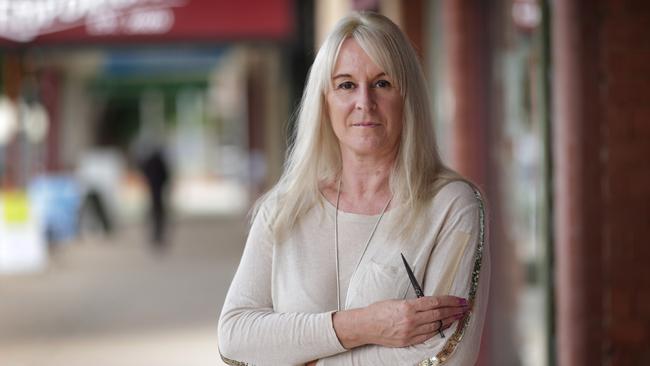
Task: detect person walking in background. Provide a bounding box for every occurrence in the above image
[140,147,170,249]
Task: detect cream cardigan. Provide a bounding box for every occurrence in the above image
[218,181,489,366]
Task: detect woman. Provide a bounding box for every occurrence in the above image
[218,12,489,366]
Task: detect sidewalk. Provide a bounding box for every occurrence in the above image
[0,215,247,366]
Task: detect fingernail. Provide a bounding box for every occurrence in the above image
[456,313,464,319]
[459,298,468,306]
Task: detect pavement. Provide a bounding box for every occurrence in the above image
[0,215,248,366]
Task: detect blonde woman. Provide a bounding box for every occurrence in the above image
[218,12,489,366]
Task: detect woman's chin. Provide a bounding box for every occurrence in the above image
[343,143,397,158]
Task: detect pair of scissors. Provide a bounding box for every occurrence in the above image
[400,253,445,338]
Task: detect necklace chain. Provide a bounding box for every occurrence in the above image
[334,177,392,311]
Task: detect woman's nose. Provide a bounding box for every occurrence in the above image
[355,87,376,111]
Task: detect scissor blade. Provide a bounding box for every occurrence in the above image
[401,253,424,298]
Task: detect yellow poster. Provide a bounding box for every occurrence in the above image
[2,190,30,224]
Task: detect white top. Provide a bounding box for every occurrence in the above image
[218,181,490,366]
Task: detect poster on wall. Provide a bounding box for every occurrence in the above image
[0,191,47,274]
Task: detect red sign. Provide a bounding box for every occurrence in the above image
[0,0,293,45]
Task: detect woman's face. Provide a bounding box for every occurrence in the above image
[326,38,403,159]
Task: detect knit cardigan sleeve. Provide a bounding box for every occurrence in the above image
[217,201,347,366]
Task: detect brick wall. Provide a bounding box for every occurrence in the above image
[600,0,650,364]
[554,0,650,364]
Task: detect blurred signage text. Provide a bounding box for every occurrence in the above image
[0,0,292,44]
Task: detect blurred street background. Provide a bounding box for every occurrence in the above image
[0,216,245,366]
[1,1,649,365]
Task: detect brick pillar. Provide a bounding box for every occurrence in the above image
[553,0,650,364]
[601,1,650,362]
[443,0,489,185]
[553,0,605,362]
[401,0,425,59]
[441,1,519,364]
[1,53,23,188]
[39,68,61,172]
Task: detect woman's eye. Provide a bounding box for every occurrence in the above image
[374,80,391,88]
[337,81,355,90]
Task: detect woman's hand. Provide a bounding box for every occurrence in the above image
[333,295,469,349]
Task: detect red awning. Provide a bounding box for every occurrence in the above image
[0,0,294,46]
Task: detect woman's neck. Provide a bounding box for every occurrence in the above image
[335,152,395,214]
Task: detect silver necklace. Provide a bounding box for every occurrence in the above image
[334,177,392,311]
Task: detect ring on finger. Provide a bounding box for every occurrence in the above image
[436,320,445,338]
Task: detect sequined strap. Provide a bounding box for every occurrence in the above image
[418,188,487,366]
[220,352,248,366]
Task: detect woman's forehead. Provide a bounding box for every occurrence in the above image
[332,38,387,77]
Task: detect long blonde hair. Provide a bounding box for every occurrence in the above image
[254,11,460,239]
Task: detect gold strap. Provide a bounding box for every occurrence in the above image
[220,352,248,366]
[418,188,487,366]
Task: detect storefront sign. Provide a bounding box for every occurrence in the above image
[0,0,292,44]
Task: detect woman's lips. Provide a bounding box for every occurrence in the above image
[352,122,381,127]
